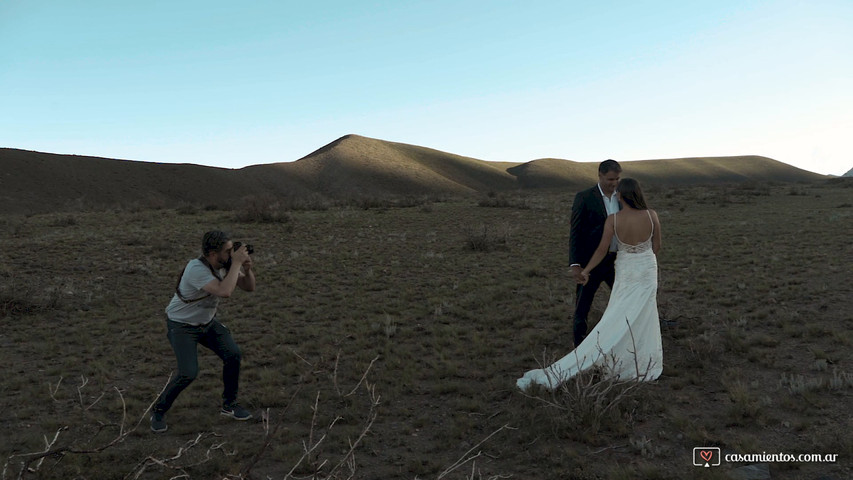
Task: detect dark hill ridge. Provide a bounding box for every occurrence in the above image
[1,134,828,213]
[0,148,250,214]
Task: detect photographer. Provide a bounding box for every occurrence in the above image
[151,230,256,433]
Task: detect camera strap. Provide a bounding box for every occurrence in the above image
[174,257,222,304]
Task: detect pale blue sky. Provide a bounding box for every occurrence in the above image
[2,0,851,175]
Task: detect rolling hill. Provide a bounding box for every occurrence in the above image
[510,154,826,189]
[0,134,828,213]
[242,134,518,198]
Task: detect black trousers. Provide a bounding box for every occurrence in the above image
[573,252,617,347]
[153,318,242,414]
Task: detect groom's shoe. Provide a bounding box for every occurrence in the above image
[150,411,167,433]
[221,403,252,421]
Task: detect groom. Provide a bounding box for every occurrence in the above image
[569,159,622,347]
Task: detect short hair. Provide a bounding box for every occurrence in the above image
[202,230,231,256]
[599,159,622,175]
[617,178,648,210]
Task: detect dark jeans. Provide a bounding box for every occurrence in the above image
[153,318,242,414]
[573,252,617,347]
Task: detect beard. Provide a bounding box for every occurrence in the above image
[223,254,240,272]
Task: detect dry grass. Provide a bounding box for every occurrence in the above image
[1,179,851,479]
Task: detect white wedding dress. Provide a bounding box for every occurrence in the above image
[517,211,663,391]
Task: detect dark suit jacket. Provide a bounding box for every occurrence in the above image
[569,185,617,267]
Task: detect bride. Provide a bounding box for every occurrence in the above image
[517,178,663,391]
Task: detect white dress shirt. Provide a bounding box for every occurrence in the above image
[598,184,619,251]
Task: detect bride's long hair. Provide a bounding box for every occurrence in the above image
[617,178,648,210]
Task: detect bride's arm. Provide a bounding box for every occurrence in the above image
[581,215,615,281]
[651,209,662,255]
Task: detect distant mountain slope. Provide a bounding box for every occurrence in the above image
[623,156,826,185]
[261,134,518,196]
[0,148,318,214]
[508,158,595,190]
[509,155,826,188]
[844,167,853,177]
[0,135,829,213]
[0,149,252,214]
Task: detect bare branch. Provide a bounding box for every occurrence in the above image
[437,424,513,480]
[238,386,302,479]
[47,377,63,401]
[346,355,379,397]
[326,381,381,478]
[5,373,174,478]
[332,351,342,397]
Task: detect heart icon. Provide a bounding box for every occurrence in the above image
[700,450,713,462]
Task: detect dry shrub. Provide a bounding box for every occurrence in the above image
[234,195,293,223]
[464,222,513,252]
[544,362,652,441]
[0,278,67,317]
[280,193,333,211]
[522,322,658,441]
[478,192,531,209]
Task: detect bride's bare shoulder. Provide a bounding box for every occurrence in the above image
[649,209,661,222]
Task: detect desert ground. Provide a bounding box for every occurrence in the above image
[1,179,851,479]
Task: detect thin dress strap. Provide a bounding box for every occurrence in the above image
[614,212,623,244]
[614,213,621,243]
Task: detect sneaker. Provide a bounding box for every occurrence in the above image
[150,412,168,433]
[220,404,252,421]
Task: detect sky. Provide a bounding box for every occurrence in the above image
[1,0,851,176]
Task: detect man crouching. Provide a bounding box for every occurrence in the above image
[151,230,256,433]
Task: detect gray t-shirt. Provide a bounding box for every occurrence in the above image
[165,259,224,325]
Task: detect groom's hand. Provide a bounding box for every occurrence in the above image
[571,265,584,284]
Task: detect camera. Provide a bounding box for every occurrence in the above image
[232,241,254,255]
[225,241,254,272]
